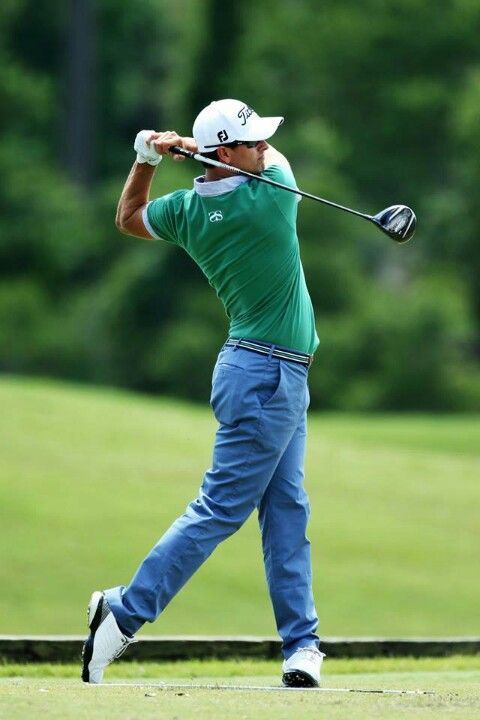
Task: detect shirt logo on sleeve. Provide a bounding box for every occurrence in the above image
[208,210,223,222]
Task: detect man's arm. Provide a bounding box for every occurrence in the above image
[263,144,291,169]
[116,131,197,240]
[115,161,157,240]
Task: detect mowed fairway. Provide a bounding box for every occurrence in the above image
[1,376,479,635]
[1,658,479,720]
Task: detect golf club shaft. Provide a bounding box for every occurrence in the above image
[170,146,371,222]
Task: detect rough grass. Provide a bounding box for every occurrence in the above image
[1,376,479,636]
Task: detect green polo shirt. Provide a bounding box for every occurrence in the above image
[144,164,319,354]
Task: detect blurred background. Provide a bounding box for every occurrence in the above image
[2,0,480,410]
[1,0,479,637]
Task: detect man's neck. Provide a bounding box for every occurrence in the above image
[204,167,237,182]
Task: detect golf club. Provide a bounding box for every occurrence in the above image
[170,146,417,243]
[105,682,433,694]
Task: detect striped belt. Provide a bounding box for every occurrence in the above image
[225,338,314,367]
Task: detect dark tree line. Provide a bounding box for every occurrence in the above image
[1,0,479,410]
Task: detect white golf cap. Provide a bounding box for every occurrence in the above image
[193,99,284,152]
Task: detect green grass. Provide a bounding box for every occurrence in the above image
[1,658,479,720]
[1,375,479,636]
[2,656,480,678]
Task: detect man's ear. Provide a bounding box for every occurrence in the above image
[217,146,232,165]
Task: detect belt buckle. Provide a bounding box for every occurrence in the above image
[308,354,314,367]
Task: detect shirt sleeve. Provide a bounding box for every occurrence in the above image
[262,163,301,197]
[262,163,297,188]
[143,190,186,244]
[261,164,301,225]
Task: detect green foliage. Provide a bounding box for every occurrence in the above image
[144,289,227,399]
[310,276,475,410]
[0,280,49,371]
[1,0,479,409]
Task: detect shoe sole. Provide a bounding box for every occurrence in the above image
[282,670,319,688]
[81,592,105,682]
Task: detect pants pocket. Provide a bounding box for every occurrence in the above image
[256,362,283,409]
[210,364,253,426]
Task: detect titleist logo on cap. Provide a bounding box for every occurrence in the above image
[237,105,253,126]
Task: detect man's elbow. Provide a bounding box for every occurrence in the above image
[115,214,129,235]
[115,206,153,240]
[115,202,126,232]
[115,204,137,235]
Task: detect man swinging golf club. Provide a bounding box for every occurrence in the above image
[82,99,324,687]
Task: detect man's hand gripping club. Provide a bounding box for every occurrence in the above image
[134,130,197,165]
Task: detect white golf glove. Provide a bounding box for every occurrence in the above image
[134,130,163,166]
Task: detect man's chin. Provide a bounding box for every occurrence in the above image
[242,162,264,174]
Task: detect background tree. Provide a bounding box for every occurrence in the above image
[1,0,479,410]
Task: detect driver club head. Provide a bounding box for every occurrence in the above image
[372,205,417,243]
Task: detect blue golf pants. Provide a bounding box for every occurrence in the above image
[105,342,319,657]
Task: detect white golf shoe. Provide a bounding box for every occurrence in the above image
[81,591,136,683]
[282,646,325,687]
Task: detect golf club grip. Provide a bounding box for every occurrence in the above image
[169,146,198,161]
